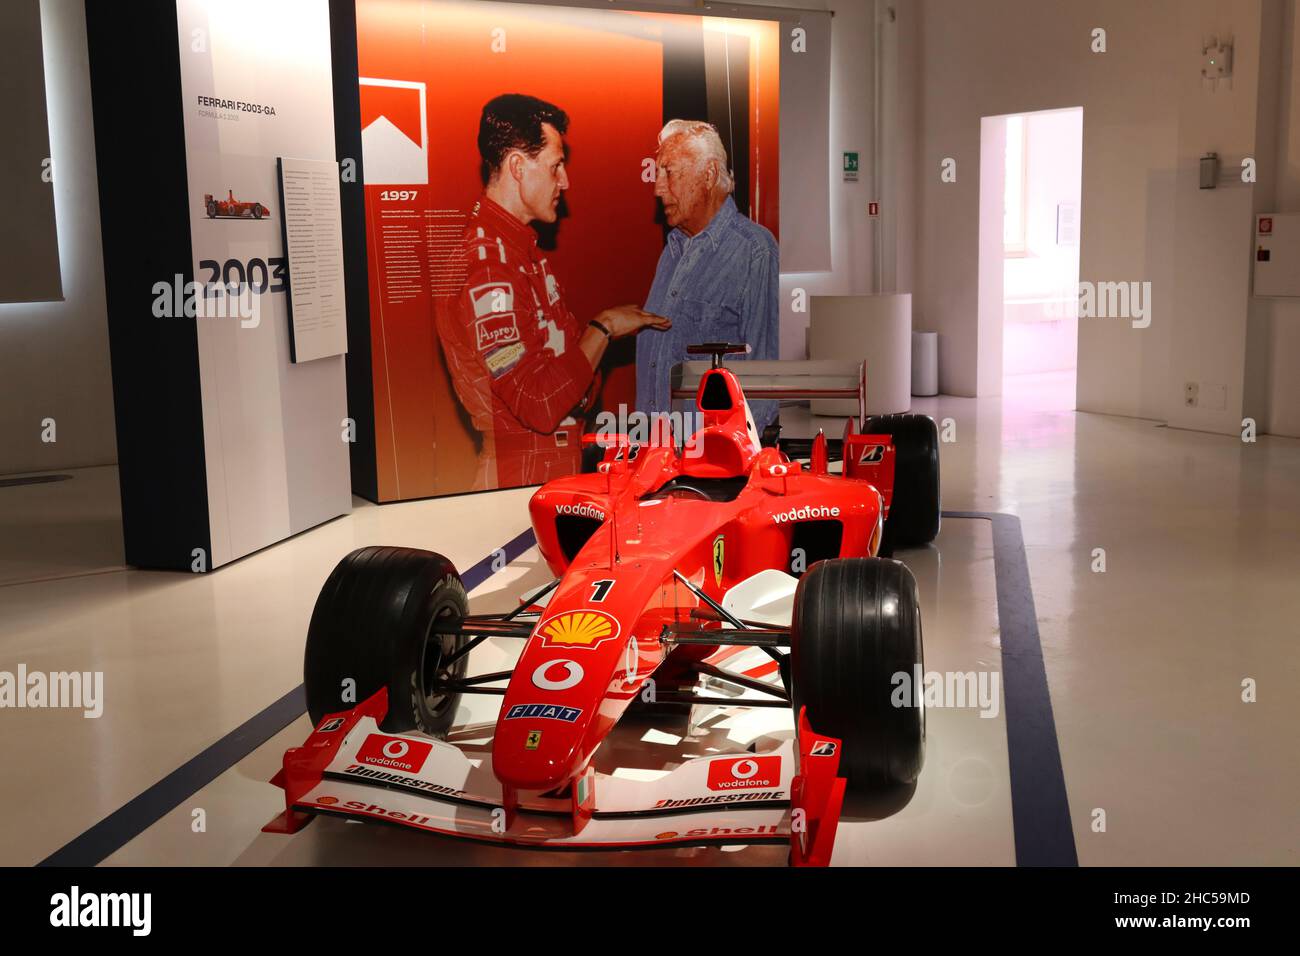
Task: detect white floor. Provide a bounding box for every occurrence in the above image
[2,373,1298,866]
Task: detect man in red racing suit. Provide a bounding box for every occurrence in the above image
[438,93,667,489]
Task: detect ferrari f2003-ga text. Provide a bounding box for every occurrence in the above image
[265,344,941,866]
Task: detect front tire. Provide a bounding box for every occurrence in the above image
[791,557,924,793]
[304,546,470,737]
[864,412,940,549]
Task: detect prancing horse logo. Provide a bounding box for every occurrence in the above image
[712,535,725,587]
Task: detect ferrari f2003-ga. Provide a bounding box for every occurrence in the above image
[265,344,941,866]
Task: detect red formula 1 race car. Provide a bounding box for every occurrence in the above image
[265,344,941,865]
[203,189,268,219]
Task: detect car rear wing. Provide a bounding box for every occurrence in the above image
[670,359,866,426]
[670,359,901,512]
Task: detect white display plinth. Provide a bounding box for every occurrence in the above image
[808,294,913,416]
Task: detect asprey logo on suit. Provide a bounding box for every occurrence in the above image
[355,733,433,774]
[706,756,782,791]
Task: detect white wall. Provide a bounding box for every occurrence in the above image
[1246,0,1300,437]
[1163,0,1277,435]
[977,114,1006,394]
[901,0,1293,436]
[0,0,115,474]
[902,0,1182,402]
[773,0,878,359]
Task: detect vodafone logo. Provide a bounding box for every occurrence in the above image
[532,659,584,691]
[706,755,781,791]
[355,733,433,774]
[555,503,606,521]
[773,505,840,524]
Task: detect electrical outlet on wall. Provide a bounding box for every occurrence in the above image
[1184,381,1199,407]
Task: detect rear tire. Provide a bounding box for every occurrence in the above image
[252,204,263,219]
[790,557,924,793]
[304,546,470,737]
[863,413,940,549]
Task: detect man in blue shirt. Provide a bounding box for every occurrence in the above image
[637,120,780,434]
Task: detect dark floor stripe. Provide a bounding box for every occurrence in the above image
[459,528,537,591]
[38,685,306,867]
[38,531,538,868]
[943,510,1078,867]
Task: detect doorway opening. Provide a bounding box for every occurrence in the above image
[987,107,1083,409]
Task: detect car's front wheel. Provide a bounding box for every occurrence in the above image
[790,556,924,794]
[304,546,470,737]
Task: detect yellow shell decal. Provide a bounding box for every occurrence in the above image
[538,609,620,650]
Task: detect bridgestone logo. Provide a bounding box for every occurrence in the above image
[773,505,840,524]
[344,764,466,799]
[653,791,784,809]
[555,503,606,521]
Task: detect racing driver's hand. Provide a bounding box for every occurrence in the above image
[596,305,671,338]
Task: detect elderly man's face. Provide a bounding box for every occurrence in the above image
[654,135,714,236]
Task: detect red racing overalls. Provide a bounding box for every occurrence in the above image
[437,196,593,489]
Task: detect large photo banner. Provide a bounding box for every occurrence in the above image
[357,0,779,500]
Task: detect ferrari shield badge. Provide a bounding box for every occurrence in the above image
[712,535,725,587]
[525,730,542,750]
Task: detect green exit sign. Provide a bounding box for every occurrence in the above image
[843,151,859,181]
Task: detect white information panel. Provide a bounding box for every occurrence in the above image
[175,0,351,567]
[278,156,348,363]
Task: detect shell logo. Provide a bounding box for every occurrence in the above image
[537,609,620,650]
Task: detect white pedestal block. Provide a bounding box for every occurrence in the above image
[912,330,938,396]
[808,294,912,416]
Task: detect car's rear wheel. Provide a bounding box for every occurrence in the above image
[790,557,924,793]
[304,546,470,737]
[205,200,217,218]
[863,413,940,550]
[252,204,263,219]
